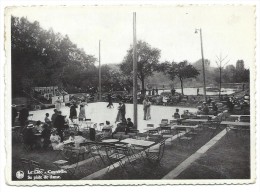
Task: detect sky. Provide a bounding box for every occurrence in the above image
[8,5,255,68]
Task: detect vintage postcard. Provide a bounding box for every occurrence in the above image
[4,3,257,185]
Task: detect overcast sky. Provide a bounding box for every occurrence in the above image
[9,5,255,68]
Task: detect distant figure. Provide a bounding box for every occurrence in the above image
[78,104,86,121]
[146,99,151,120]
[89,123,97,141]
[242,84,245,91]
[152,88,155,96]
[162,96,168,106]
[50,129,64,150]
[143,97,148,120]
[44,113,51,126]
[51,109,58,126]
[115,101,126,123]
[202,102,209,115]
[69,104,77,122]
[23,124,36,149]
[19,105,29,127]
[126,118,134,129]
[171,88,176,96]
[173,108,180,119]
[107,93,114,108]
[197,88,199,96]
[55,97,62,111]
[155,88,159,95]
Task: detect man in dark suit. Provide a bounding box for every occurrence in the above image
[53,111,66,142]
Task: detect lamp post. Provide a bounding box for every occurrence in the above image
[98,40,101,101]
[133,12,138,129]
[195,28,207,102]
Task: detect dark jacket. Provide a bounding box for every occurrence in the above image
[53,115,66,130]
[69,105,77,119]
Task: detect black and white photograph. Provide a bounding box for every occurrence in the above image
[2,3,257,185]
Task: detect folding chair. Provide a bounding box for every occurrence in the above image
[160,126,173,143]
[104,144,137,174]
[85,119,92,128]
[175,127,193,147]
[144,138,166,167]
[160,119,169,127]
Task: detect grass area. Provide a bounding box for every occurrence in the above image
[176,130,250,179]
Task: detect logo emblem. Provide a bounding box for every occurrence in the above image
[16,170,24,179]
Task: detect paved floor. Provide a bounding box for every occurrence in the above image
[29,102,197,133]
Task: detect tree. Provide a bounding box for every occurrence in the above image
[120,40,161,93]
[163,61,200,95]
[11,16,97,96]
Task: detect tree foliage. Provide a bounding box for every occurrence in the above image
[11,16,97,96]
[162,61,200,95]
[120,40,161,92]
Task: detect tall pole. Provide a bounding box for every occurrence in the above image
[133,12,138,129]
[199,29,207,102]
[219,67,222,98]
[99,40,101,101]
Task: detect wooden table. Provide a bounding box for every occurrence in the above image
[220,121,250,126]
[120,138,155,147]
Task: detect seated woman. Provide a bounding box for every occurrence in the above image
[173,108,180,119]
[34,120,43,133]
[50,129,64,150]
[102,121,113,138]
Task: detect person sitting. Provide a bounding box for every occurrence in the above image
[197,106,203,115]
[126,118,134,129]
[74,131,87,148]
[102,121,113,138]
[173,108,180,119]
[50,129,64,150]
[202,102,209,115]
[34,120,43,133]
[44,113,52,126]
[211,101,218,115]
[112,120,127,137]
[68,132,75,142]
[22,124,37,150]
[41,123,51,149]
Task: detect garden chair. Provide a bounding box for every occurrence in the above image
[104,144,137,174]
[144,138,166,167]
[160,126,174,143]
[160,119,169,127]
[175,127,193,147]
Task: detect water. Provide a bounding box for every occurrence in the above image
[157,87,238,96]
[29,102,197,133]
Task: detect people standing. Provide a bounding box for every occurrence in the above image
[69,104,77,123]
[51,109,58,126]
[78,104,86,121]
[197,88,200,96]
[115,101,126,123]
[107,93,114,108]
[55,96,62,111]
[143,97,148,120]
[146,99,151,120]
[44,113,51,126]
